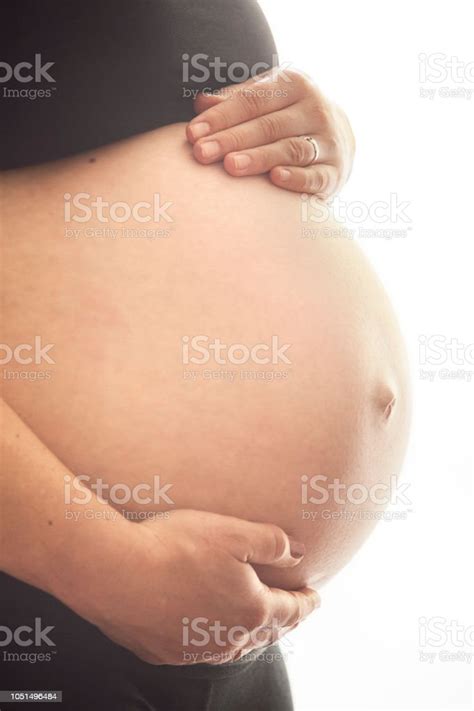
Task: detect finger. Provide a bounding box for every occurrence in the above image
[214,517,306,568]
[266,587,321,629]
[270,163,340,199]
[223,135,333,176]
[187,68,308,143]
[192,68,287,116]
[192,108,308,164]
[231,611,296,662]
[230,622,276,660]
[194,88,231,115]
[232,631,275,662]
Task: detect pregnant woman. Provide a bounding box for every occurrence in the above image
[0,1,410,709]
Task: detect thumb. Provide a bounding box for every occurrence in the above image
[214,516,306,568]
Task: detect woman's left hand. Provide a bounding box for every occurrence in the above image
[186,67,355,200]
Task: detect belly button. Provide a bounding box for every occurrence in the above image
[375,382,398,422]
[383,394,397,421]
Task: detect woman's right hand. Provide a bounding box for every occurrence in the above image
[72,509,320,665]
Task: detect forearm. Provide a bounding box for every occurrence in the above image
[0,397,131,607]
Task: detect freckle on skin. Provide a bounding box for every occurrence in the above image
[89,157,96,163]
[48,520,53,526]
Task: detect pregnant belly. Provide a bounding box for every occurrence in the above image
[0,123,410,589]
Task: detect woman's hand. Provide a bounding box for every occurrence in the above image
[73,510,320,665]
[186,67,355,200]
[0,400,319,667]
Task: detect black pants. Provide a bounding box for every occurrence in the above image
[0,573,293,710]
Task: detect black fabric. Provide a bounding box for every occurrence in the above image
[0,572,294,710]
[0,0,278,169]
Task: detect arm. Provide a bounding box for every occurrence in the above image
[0,397,319,664]
[0,396,127,598]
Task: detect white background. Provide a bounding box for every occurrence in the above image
[258,1,473,709]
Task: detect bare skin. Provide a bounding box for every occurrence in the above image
[0,122,410,660]
[0,398,318,665]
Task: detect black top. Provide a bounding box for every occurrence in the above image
[0,0,277,169]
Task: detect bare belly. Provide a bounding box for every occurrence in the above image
[0,123,410,589]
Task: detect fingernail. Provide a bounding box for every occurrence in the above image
[279,168,291,182]
[200,140,220,160]
[189,122,211,141]
[232,154,251,171]
[289,538,305,559]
